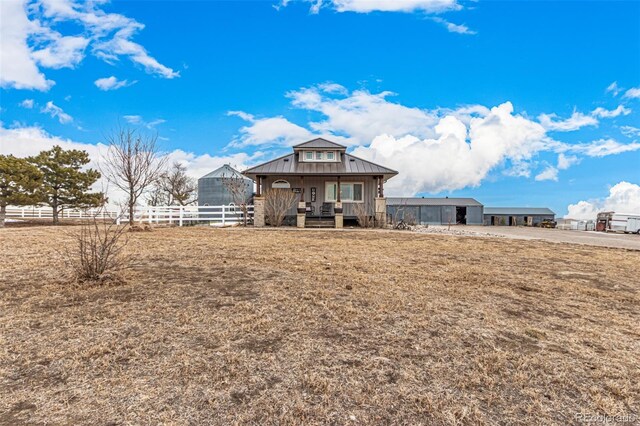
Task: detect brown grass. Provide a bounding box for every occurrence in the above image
[0,226,638,425]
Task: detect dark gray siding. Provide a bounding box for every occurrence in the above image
[483,214,555,226]
[198,176,253,206]
[387,203,484,225]
[467,206,483,225]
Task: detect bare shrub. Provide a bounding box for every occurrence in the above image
[264,189,297,227]
[65,217,129,283]
[354,203,375,228]
[221,170,252,226]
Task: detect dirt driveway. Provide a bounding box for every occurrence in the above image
[465,226,640,250]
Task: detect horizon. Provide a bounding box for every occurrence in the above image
[1,0,639,219]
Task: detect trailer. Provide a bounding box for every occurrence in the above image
[626,216,640,234]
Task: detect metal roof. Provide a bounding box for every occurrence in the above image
[292,138,347,151]
[243,152,398,179]
[199,164,250,180]
[483,207,555,216]
[387,197,483,207]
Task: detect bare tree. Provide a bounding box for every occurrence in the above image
[102,128,167,225]
[159,162,197,206]
[353,202,375,228]
[264,189,297,227]
[221,170,251,226]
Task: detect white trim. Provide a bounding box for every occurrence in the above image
[325,181,364,203]
[301,150,338,162]
[272,179,291,189]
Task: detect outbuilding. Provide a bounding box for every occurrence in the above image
[483,207,555,226]
[386,197,484,225]
[197,164,253,206]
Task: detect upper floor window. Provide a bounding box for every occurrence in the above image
[302,151,337,162]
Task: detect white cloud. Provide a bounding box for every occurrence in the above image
[605,81,621,96]
[20,99,35,109]
[566,181,640,219]
[123,115,165,129]
[329,0,461,13]
[94,76,135,91]
[228,111,315,147]
[351,102,551,194]
[0,0,177,91]
[623,87,640,99]
[620,125,640,137]
[41,101,73,124]
[431,17,476,35]
[535,166,558,182]
[569,138,640,157]
[591,105,631,118]
[557,153,579,170]
[538,111,598,132]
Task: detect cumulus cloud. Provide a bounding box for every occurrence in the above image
[0,123,260,206]
[94,76,135,91]
[623,87,640,99]
[538,111,598,132]
[41,101,73,124]
[566,181,640,219]
[230,83,640,194]
[0,0,177,91]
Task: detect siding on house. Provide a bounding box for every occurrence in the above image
[262,175,378,218]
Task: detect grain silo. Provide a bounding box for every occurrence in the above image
[197,165,253,206]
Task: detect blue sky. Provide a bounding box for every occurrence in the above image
[1,0,639,217]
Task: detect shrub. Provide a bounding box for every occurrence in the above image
[264,189,297,227]
[65,217,129,283]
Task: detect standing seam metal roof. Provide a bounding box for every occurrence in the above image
[483,207,555,215]
[386,197,483,207]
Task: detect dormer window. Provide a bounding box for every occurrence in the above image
[302,150,337,162]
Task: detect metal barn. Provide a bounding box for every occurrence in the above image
[483,207,555,226]
[386,197,484,225]
[197,165,253,206]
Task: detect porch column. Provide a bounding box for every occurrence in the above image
[375,176,386,227]
[253,175,265,227]
[297,176,306,228]
[334,175,343,229]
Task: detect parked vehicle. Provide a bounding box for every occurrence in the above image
[539,219,556,229]
[626,216,640,234]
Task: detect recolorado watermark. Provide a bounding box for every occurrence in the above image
[575,413,638,424]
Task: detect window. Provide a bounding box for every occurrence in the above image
[272,179,291,189]
[302,150,338,162]
[305,151,313,160]
[325,182,364,202]
[316,151,323,160]
[326,151,335,160]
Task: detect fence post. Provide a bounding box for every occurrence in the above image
[222,206,226,226]
[21,208,25,218]
[148,208,153,224]
[179,206,184,227]
[169,208,173,225]
[38,208,42,218]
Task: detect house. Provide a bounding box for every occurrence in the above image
[198,164,253,206]
[387,197,484,225]
[242,138,398,228]
[483,207,555,226]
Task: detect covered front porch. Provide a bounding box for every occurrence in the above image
[253,174,388,228]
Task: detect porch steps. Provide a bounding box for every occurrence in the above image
[305,218,335,228]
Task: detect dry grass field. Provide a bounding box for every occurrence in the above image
[1,226,638,425]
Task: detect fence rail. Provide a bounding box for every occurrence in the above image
[5,205,254,227]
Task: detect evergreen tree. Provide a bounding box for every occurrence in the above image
[31,146,104,224]
[0,155,43,227]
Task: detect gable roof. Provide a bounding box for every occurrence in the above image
[484,207,555,216]
[292,138,347,151]
[387,197,483,207]
[243,152,397,179]
[199,164,250,180]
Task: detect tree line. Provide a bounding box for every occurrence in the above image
[0,128,197,227]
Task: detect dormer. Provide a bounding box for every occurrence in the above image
[292,138,347,163]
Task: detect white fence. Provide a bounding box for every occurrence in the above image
[5,207,120,220]
[117,205,254,226]
[6,205,253,227]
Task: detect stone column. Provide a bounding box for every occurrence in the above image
[297,202,306,228]
[375,197,387,227]
[253,196,265,227]
[334,201,343,229]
